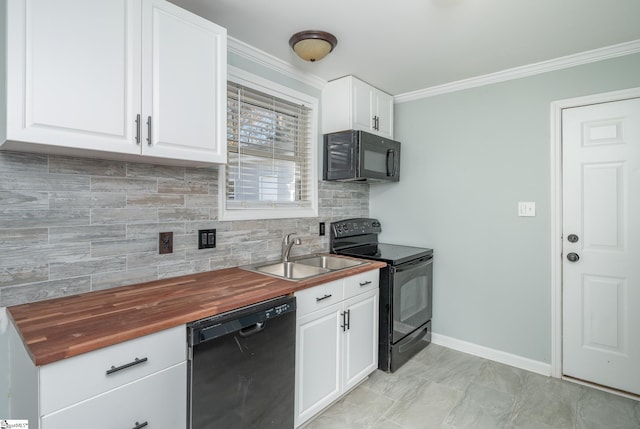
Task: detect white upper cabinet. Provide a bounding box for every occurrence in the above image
[2,0,227,165]
[141,0,226,163]
[322,75,394,139]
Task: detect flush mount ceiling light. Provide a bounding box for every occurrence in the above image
[289,30,338,62]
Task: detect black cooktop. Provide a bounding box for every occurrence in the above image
[330,218,432,266]
[338,243,433,266]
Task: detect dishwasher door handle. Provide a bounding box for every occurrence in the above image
[238,321,265,337]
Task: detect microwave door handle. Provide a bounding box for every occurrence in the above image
[386,149,396,177]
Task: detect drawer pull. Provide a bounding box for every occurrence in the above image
[316,294,333,302]
[106,357,148,375]
[359,280,372,287]
[132,422,148,429]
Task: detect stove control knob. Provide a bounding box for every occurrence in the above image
[342,223,348,231]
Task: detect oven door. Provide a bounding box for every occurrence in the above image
[391,256,433,344]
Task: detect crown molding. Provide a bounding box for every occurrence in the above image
[395,39,640,104]
[227,36,327,91]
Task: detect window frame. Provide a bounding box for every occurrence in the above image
[218,66,319,221]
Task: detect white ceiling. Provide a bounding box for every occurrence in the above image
[170,0,640,96]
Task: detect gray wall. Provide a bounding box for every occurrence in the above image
[370,53,640,364]
[0,49,368,417]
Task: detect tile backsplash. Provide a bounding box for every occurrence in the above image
[0,151,369,307]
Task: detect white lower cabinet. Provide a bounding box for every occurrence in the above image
[41,362,186,429]
[294,270,379,427]
[9,324,187,429]
[343,290,379,392]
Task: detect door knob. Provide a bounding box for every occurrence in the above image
[567,252,580,262]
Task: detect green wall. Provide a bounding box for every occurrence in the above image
[370,53,640,364]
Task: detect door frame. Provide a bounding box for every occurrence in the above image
[549,86,640,379]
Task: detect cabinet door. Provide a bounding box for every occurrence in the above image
[41,362,187,429]
[351,77,374,133]
[141,0,227,163]
[343,289,379,392]
[6,0,141,153]
[295,304,342,427]
[373,90,394,139]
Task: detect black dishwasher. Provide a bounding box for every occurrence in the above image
[187,295,296,429]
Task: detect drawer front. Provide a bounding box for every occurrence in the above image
[42,362,187,429]
[344,269,379,300]
[295,279,344,316]
[40,325,186,415]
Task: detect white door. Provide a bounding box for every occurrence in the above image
[295,304,342,427]
[562,97,640,395]
[352,77,375,133]
[373,90,394,139]
[141,0,227,163]
[6,0,141,153]
[343,289,378,392]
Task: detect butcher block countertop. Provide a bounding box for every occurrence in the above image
[8,257,386,366]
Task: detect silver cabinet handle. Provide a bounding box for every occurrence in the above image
[146,116,152,146]
[132,422,148,429]
[359,280,372,287]
[106,357,148,375]
[135,114,141,145]
[316,294,332,302]
[340,309,351,332]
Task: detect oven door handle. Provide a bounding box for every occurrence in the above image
[394,256,432,273]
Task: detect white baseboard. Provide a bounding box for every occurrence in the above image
[431,333,552,377]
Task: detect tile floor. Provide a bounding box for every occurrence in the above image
[304,344,640,429]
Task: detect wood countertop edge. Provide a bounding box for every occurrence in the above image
[9,257,387,366]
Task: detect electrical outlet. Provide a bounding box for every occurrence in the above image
[319,222,325,236]
[198,229,216,249]
[159,232,173,254]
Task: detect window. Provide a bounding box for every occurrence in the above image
[219,68,318,220]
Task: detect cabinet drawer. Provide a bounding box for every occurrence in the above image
[41,362,187,429]
[295,279,344,316]
[344,269,379,299]
[40,325,186,416]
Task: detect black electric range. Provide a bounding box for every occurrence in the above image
[330,218,433,372]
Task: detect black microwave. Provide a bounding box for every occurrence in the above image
[323,130,401,182]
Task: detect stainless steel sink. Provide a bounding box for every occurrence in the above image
[293,255,365,270]
[245,261,330,280]
[241,254,367,281]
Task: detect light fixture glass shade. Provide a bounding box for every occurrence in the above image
[289,31,337,62]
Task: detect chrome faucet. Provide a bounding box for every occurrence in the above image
[282,233,302,262]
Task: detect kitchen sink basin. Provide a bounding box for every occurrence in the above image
[293,255,366,270]
[242,254,367,281]
[247,261,330,280]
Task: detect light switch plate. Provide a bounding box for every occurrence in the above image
[518,202,536,217]
[198,229,216,249]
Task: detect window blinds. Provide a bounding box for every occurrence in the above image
[226,81,313,209]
